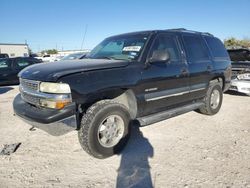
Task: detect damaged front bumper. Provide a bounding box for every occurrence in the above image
[13,94,77,136]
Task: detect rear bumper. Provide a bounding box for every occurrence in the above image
[229,79,250,95]
[13,94,77,136]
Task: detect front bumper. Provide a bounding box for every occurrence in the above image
[229,79,250,96]
[13,94,77,136]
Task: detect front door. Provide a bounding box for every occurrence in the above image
[140,33,190,116]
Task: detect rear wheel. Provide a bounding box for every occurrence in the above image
[78,100,131,159]
[198,83,223,115]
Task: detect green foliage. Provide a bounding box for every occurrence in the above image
[41,49,58,54]
[224,37,250,48]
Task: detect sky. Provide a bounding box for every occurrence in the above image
[1,0,250,52]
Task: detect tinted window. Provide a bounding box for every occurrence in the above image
[149,34,181,62]
[183,35,209,62]
[0,54,9,58]
[16,59,31,68]
[0,59,11,69]
[205,36,229,58]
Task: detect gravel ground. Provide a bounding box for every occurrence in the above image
[0,86,250,188]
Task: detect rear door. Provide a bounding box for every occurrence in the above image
[181,34,212,100]
[140,33,190,116]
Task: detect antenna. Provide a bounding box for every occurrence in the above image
[81,24,88,50]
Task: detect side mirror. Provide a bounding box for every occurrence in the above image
[149,49,170,63]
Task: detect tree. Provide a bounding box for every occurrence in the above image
[46,49,58,54]
[41,49,58,55]
[224,37,250,48]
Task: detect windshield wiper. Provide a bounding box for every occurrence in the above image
[96,56,115,60]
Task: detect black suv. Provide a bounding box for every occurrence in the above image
[13,29,231,158]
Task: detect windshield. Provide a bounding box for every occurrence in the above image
[87,34,149,61]
[228,49,250,62]
[0,54,9,58]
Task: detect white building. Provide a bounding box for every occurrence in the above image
[0,43,29,57]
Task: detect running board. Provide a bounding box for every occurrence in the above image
[137,102,204,126]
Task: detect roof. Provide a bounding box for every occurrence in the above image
[0,43,28,46]
[108,28,214,38]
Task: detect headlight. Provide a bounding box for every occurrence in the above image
[237,73,250,80]
[39,82,71,94]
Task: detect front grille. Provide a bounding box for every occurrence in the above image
[20,79,40,106]
[20,79,39,91]
[21,92,40,106]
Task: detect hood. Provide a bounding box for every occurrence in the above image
[19,59,129,82]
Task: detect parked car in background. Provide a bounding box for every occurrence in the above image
[228,49,250,96]
[0,53,9,59]
[228,48,250,62]
[0,57,42,86]
[35,54,59,62]
[60,52,87,61]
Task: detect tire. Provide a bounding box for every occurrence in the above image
[198,83,223,115]
[78,100,131,159]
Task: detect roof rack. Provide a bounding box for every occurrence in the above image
[201,32,214,37]
[167,28,187,31]
[166,28,214,36]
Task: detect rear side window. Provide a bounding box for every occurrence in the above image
[16,59,31,68]
[205,36,229,59]
[183,35,209,62]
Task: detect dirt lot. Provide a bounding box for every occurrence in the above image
[0,86,250,188]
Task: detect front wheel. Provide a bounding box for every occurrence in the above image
[198,83,223,115]
[78,100,131,159]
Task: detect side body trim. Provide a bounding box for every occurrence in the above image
[145,83,207,102]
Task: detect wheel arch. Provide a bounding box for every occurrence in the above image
[78,89,138,120]
[112,89,138,119]
[210,76,224,89]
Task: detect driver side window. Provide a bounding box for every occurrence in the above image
[149,34,181,63]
